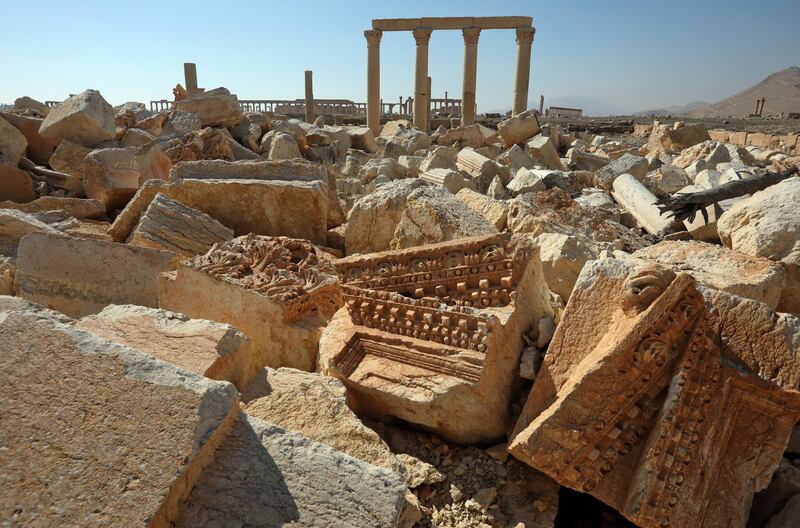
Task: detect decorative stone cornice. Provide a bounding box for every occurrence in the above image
[412,28,433,46]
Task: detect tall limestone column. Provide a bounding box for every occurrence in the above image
[461,28,481,126]
[413,28,433,131]
[304,70,315,123]
[183,63,198,93]
[365,29,382,135]
[512,27,535,115]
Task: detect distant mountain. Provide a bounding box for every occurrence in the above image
[545,96,631,117]
[635,101,711,116]
[687,66,800,118]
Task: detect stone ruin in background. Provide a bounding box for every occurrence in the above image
[509,256,800,528]
[319,233,553,444]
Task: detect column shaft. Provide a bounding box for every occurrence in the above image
[512,27,535,115]
[461,28,480,125]
[365,30,382,134]
[304,70,315,123]
[183,63,198,93]
[413,29,432,131]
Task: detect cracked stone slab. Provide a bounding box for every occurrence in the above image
[0,303,239,527]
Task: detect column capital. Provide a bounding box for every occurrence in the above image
[462,27,481,45]
[516,26,535,45]
[413,28,433,46]
[364,29,382,48]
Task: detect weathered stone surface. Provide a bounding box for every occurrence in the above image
[128,193,233,256]
[497,110,541,147]
[634,240,787,309]
[321,234,553,443]
[526,135,565,171]
[0,164,36,203]
[174,412,406,528]
[84,146,171,211]
[262,130,301,160]
[347,126,378,153]
[648,165,691,194]
[242,367,404,475]
[455,187,509,230]
[595,153,649,189]
[566,147,611,171]
[121,127,156,147]
[419,167,473,194]
[0,111,57,165]
[718,176,800,314]
[437,124,486,149]
[507,168,547,196]
[160,235,343,376]
[0,113,27,167]
[169,158,323,182]
[0,208,61,256]
[611,174,677,235]
[0,196,105,219]
[393,185,498,250]
[38,90,116,148]
[660,124,712,154]
[16,232,175,317]
[509,256,800,528]
[419,146,458,173]
[109,177,328,245]
[359,157,408,185]
[174,87,243,127]
[49,139,91,181]
[534,232,596,301]
[0,257,14,295]
[456,147,497,191]
[345,178,428,254]
[162,110,202,136]
[0,305,239,527]
[13,96,49,116]
[76,302,254,387]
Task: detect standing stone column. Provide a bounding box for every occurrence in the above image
[304,70,315,123]
[184,63,198,93]
[413,28,433,131]
[461,28,480,126]
[365,29,382,135]
[512,27,535,115]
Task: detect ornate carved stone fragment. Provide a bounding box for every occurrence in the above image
[508,256,800,528]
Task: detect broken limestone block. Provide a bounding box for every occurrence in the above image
[76,304,252,389]
[242,367,404,475]
[611,174,677,235]
[0,208,61,256]
[322,233,553,443]
[128,193,233,256]
[0,164,36,203]
[718,176,800,315]
[419,145,458,172]
[456,147,497,191]
[48,139,91,181]
[634,240,787,309]
[0,196,105,219]
[509,256,800,528]
[84,146,171,211]
[660,123,711,154]
[262,130,301,160]
[0,256,15,295]
[497,110,541,147]
[392,185,498,250]
[109,177,328,245]
[13,96,49,116]
[38,90,116,148]
[526,135,565,171]
[507,168,546,196]
[358,157,408,185]
[487,175,510,199]
[455,188,509,230]
[648,165,690,194]
[0,305,239,527]
[534,232,597,301]
[419,168,473,194]
[566,147,610,172]
[120,127,156,147]
[595,153,649,190]
[345,178,428,254]
[160,235,343,377]
[347,126,378,153]
[174,87,243,127]
[436,124,485,149]
[174,412,406,528]
[499,143,537,176]
[0,111,57,165]
[16,232,175,317]
[0,113,27,167]
[161,110,202,137]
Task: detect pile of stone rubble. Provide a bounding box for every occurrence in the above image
[1,87,799,528]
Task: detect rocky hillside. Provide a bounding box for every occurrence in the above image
[688,66,800,117]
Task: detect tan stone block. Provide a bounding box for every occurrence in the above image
[0,164,35,203]
[526,135,565,171]
[0,111,57,165]
[0,196,105,219]
[39,89,116,148]
[174,87,243,127]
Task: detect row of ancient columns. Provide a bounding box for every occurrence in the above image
[365,26,536,134]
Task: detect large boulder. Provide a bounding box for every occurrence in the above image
[455,188,509,230]
[497,110,541,146]
[0,113,28,167]
[345,179,427,254]
[48,140,92,181]
[534,232,597,301]
[38,90,116,148]
[174,87,243,127]
[526,135,564,171]
[0,208,61,256]
[84,147,171,211]
[594,153,649,189]
[717,176,800,314]
[0,111,57,165]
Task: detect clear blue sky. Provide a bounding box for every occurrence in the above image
[2,0,798,114]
